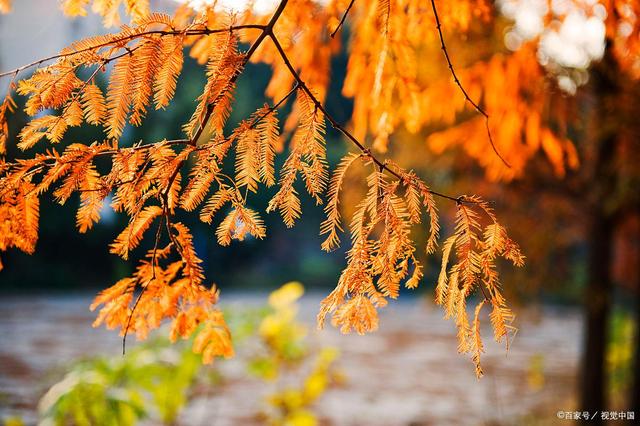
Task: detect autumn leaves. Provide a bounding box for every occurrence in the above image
[0,0,525,375]
[435,197,524,376]
[14,16,185,150]
[267,90,327,227]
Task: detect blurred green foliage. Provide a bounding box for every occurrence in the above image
[247,282,342,426]
[265,348,340,426]
[249,282,308,379]
[2,417,24,426]
[37,338,208,426]
[35,283,341,426]
[526,353,545,391]
[607,308,635,404]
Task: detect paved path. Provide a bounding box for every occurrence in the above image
[0,294,581,425]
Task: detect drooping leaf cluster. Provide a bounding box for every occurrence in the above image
[0,0,548,375]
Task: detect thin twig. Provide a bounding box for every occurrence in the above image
[1,84,293,200]
[254,83,299,123]
[2,0,482,214]
[429,0,511,168]
[0,25,266,79]
[18,46,142,147]
[161,0,291,211]
[268,32,464,203]
[122,218,164,355]
[330,0,356,38]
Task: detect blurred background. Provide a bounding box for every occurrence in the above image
[0,0,638,425]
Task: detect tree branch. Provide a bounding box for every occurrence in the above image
[429,0,510,168]
[122,217,164,355]
[0,25,266,79]
[2,0,480,210]
[161,0,291,214]
[267,32,464,203]
[330,0,356,38]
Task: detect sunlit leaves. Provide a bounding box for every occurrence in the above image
[183,30,243,139]
[267,89,327,227]
[62,0,151,27]
[0,0,531,376]
[110,205,163,259]
[331,294,379,335]
[320,152,361,252]
[435,196,524,377]
[92,240,232,363]
[81,84,107,125]
[216,206,266,246]
[76,163,103,233]
[154,35,184,110]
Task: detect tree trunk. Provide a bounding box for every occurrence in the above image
[578,40,621,424]
[580,213,612,424]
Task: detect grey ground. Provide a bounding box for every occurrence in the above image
[0,294,580,425]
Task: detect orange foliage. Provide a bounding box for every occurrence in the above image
[3,0,635,374]
[0,0,10,14]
